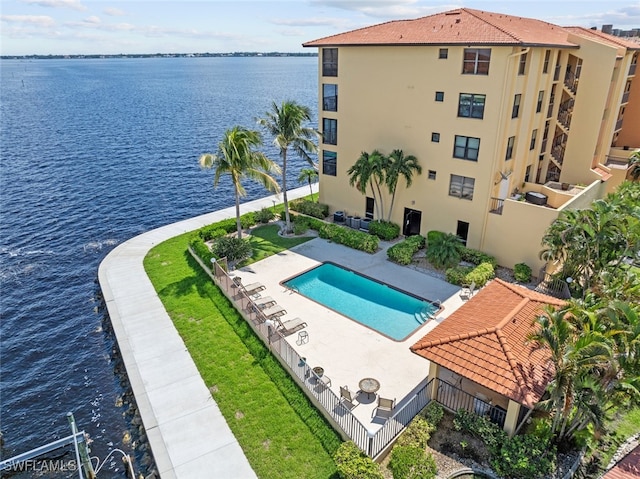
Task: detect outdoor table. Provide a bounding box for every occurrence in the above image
[359,377,380,400]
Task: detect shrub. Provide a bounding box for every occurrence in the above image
[514,262,532,283]
[290,199,329,219]
[388,445,437,479]
[421,402,444,428]
[318,224,379,253]
[189,236,214,264]
[396,417,434,449]
[387,235,425,265]
[334,441,384,479]
[210,236,252,262]
[293,216,310,235]
[426,233,463,269]
[216,218,240,234]
[491,434,556,479]
[255,207,275,224]
[464,262,495,287]
[240,212,256,229]
[445,265,473,286]
[453,409,506,454]
[461,248,497,267]
[426,230,444,247]
[198,225,227,241]
[369,220,401,241]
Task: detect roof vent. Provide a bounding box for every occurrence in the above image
[445,10,461,15]
[455,18,461,24]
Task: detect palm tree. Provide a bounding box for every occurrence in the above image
[257,101,318,234]
[298,167,318,199]
[347,150,388,220]
[199,126,280,239]
[385,149,421,222]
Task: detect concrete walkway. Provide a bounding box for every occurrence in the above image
[98,186,315,479]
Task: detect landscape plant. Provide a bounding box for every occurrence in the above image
[334,441,384,479]
[387,235,425,265]
[426,232,463,269]
[348,150,388,220]
[385,149,422,221]
[199,126,280,239]
[514,262,532,283]
[368,219,400,241]
[289,198,329,219]
[298,167,319,198]
[255,207,275,224]
[210,236,252,263]
[388,445,437,479]
[257,101,318,234]
[464,262,495,287]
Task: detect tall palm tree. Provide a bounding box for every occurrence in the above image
[199,126,280,239]
[257,101,318,234]
[298,167,318,199]
[385,149,421,222]
[347,150,388,220]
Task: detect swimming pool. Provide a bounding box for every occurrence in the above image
[283,262,437,341]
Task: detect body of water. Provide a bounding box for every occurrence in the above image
[0,56,317,477]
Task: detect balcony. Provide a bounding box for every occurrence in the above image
[630,63,637,76]
[564,68,579,94]
[622,91,630,104]
[615,118,624,131]
[557,98,574,131]
[553,64,561,81]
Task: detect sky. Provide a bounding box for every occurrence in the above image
[1,0,639,56]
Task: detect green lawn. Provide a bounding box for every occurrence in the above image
[144,229,339,479]
[241,224,314,265]
[599,407,640,468]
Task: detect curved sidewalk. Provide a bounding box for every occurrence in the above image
[98,186,314,479]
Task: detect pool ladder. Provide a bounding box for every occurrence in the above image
[414,306,433,324]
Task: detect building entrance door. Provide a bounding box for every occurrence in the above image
[403,208,422,236]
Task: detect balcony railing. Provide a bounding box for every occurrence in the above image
[557,98,574,131]
[622,91,630,104]
[630,63,637,76]
[553,63,561,81]
[489,197,504,215]
[615,118,624,131]
[564,68,579,94]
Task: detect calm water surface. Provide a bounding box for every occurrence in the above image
[0,56,317,476]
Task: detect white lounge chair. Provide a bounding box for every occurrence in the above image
[459,281,476,300]
[261,304,287,319]
[276,317,307,335]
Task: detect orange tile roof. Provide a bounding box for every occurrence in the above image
[410,279,566,407]
[593,166,614,181]
[602,444,640,479]
[304,8,578,48]
[565,26,640,51]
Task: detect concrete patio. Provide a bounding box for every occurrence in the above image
[232,235,465,431]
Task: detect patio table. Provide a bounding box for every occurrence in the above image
[359,377,380,400]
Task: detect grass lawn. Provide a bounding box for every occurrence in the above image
[144,229,339,479]
[599,407,640,468]
[241,224,314,265]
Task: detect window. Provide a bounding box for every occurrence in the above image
[449,175,475,200]
[518,51,528,75]
[322,151,337,176]
[458,93,486,119]
[435,91,444,102]
[322,118,337,145]
[512,94,521,118]
[524,165,532,182]
[530,129,538,150]
[505,136,515,160]
[322,48,338,76]
[453,135,480,161]
[428,170,436,180]
[431,132,440,142]
[322,84,337,111]
[536,90,544,113]
[463,48,491,75]
[439,48,448,59]
[543,49,551,74]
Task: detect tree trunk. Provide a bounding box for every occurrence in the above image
[235,190,242,239]
[282,150,291,234]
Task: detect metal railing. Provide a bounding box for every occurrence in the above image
[557,98,574,131]
[564,68,579,94]
[629,63,637,76]
[489,197,504,215]
[615,118,624,131]
[434,378,507,429]
[553,63,561,81]
[207,256,433,458]
[622,91,630,104]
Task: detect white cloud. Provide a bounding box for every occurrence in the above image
[84,16,101,24]
[271,16,352,27]
[21,0,87,11]
[546,3,640,29]
[0,14,56,27]
[103,7,126,17]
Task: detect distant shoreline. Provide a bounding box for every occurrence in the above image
[1,52,317,60]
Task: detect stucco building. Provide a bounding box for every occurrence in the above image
[304,8,639,275]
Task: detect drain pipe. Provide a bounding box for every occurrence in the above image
[479,47,530,252]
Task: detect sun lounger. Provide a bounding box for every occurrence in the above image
[276,317,307,335]
[253,296,276,309]
[261,304,287,319]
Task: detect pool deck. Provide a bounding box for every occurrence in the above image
[232,236,464,430]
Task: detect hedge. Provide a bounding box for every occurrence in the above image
[334,442,383,479]
[290,199,329,219]
[369,220,400,241]
[387,235,426,265]
[318,223,379,253]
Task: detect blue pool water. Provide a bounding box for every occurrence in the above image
[284,263,437,340]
